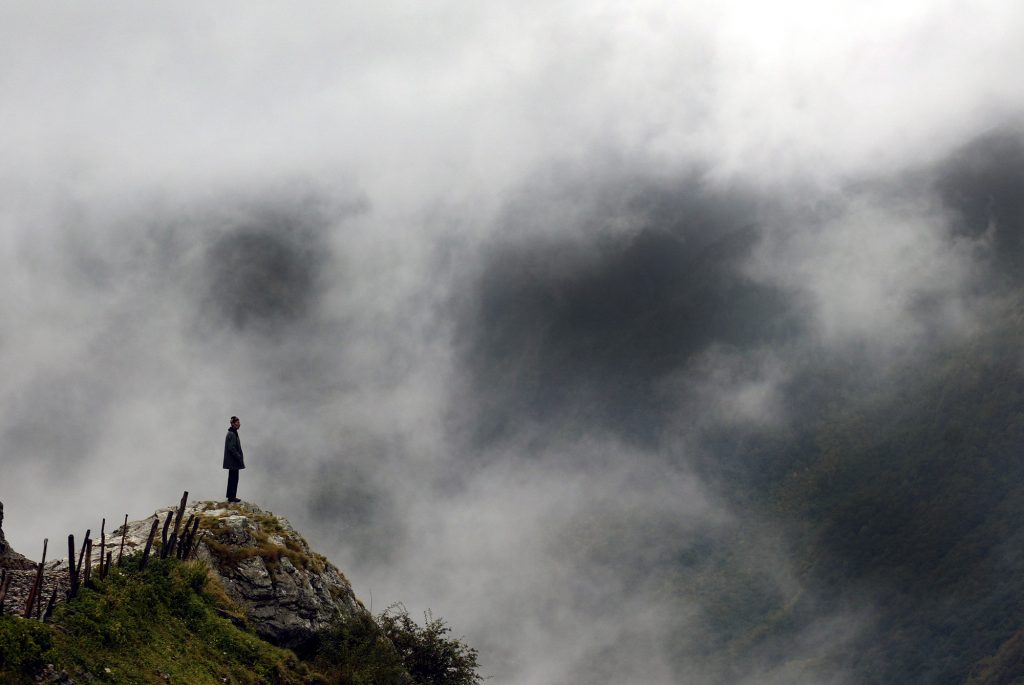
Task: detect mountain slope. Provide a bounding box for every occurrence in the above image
[0,500,480,685]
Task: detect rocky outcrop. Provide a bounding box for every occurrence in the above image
[196,501,365,650]
[0,499,33,570]
[0,499,59,618]
[1,499,365,650]
[114,500,365,651]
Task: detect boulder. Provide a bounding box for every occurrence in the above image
[114,500,365,652]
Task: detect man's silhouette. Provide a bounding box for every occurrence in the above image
[224,416,245,503]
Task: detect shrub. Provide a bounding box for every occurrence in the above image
[0,615,52,676]
[378,605,482,685]
[313,606,483,685]
[312,609,411,685]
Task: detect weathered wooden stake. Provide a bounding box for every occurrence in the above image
[183,516,201,559]
[23,576,36,618]
[189,531,207,560]
[177,514,195,559]
[102,551,112,580]
[83,539,92,586]
[166,491,189,559]
[159,511,173,559]
[67,534,78,599]
[23,538,47,618]
[43,585,58,621]
[76,529,90,591]
[99,518,106,579]
[117,513,128,566]
[141,518,159,569]
[34,538,48,618]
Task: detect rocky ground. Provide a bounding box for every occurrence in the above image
[0,500,61,619]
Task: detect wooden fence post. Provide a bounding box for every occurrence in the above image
[177,515,195,559]
[76,529,90,591]
[159,511,173,559]
[23,538,47,619]
[67,534,79,599]
[191,517,201,555]
[189,531,207,560]
[117,513,128,566]
[140,518,159,569]
[43,586,58,621]
[183,516,201,559]
[166,491,189,559]
[83,539,93,586]
[99,518,106,579]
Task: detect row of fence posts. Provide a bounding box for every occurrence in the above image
[142,490,205,570]
[1,490,206,622]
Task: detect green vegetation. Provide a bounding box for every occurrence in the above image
[1,556,306,684]
[377,606,482,685]
[0,555,482,685]
[310,610,411,684]
[310,605,481,685]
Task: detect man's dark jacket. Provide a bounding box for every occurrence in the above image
[223,427,245,470]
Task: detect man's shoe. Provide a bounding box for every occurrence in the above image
[228,498,241,503]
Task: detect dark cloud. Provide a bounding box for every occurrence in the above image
[202,208,332,334]
[453,177,803,447]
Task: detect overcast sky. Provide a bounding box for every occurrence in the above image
[2,3,1023,683]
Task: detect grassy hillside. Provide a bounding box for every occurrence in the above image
[0,555,480,685]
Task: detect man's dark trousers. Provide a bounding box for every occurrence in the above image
[224,423,244,501]
[226,469,240,500]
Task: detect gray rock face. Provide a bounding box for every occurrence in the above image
[195,501,364,651]
[1,499,10,557]
[113,500,365,651]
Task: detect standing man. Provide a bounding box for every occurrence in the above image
[224,416,245,503]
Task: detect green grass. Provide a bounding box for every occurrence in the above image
[0,550,482,685]
[1,556,308,684]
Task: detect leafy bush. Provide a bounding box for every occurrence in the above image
[0,615,52,677]
[314,605,482,685]
[378,605,482,685]
[312,610,412,685]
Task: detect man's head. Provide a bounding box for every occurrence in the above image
[230,416,240,430]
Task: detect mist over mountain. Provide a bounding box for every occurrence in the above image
[2,3,1024,684]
